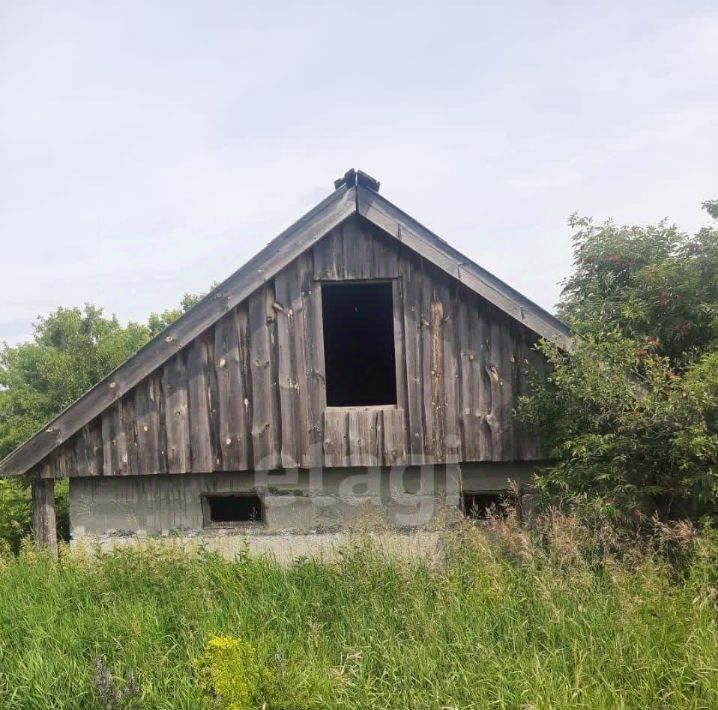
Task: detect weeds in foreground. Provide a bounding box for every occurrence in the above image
[0,513,715,709]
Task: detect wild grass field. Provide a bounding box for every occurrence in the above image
[0,514,716,709]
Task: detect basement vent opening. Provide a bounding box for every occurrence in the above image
[322,281,397,407]
[462,491,507,520]
[203,494,264,526]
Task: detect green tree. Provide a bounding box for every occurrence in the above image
[559,203,718,366]
[521,202,718,520]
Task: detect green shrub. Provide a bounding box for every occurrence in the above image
[519,335,718,520]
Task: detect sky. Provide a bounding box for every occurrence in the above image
[1,0,716,346]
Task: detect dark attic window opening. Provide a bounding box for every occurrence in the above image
[203,494,265,527]
[322,281,397,407]
[462,491,508,520]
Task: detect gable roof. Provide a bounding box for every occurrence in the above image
[0,169,570,477]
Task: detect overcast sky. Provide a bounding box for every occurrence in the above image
[1,1,716,345]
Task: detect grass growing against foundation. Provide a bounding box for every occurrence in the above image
[0,514,716,709]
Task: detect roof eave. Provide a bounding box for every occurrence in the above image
[0,184,357,477]
[356,185,572,350]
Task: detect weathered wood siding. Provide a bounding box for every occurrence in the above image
[34,215,543,478]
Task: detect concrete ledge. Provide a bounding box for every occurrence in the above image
[69,529,451,564]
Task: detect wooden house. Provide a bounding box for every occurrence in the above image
[0,170,570,558]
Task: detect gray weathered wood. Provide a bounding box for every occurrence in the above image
[248,286,281,470]
[381,408,407,466]
[288,255,312,468]
[31,478,57,559]
[347,409,381,466]
[214,309,249,470]
[303,270,326,468]
[391,278,409,455]
[457,295,478,460]
[74,422,102,477]
[342,217,373,280]
[274,264,305,468]
[135,374,165,475]
[475,304,493,459]
[162,353,190,473]
[102,401,127,476]
[322,410,347,467]
[187,335,214,472]
[123,394,140,475]
[401,253,425,464]
[313,225,344,280]
[370,225,399,278]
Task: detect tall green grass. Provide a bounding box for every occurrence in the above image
[0,515,716,709]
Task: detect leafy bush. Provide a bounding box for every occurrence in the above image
[519,201,718,520]
[559,205,718,365]
[519,336,718,519]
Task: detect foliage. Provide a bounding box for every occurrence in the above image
[519,337,718,519]
[559,202,718,366]
[0,525,715,708]
[520,201,718,520]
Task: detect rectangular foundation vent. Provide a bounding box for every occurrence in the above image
[203,494,265,527]
[462,491,507,520]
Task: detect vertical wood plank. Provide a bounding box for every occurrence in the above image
[429,280,445,460]
[73,421,102,477]
[312,225,343,280]
[101,401,127,476]
[289,254,312,468]
[303,273,326,467]
[249,285,281,470]
[162,352,190,473]
[213,310,249,470]
[31,478,57,559]
[487,317,504,460]
[274,266,301,468]
[500,321,517,460]
[236,305,254,468]
[205,331,223,469]
[401,252,425,464]
[420,264,436,461]
[370,226,399,278]
[381,408,407,466]
[135,374,165,475]
[322,410,348,467]
[392,278,409,456]
[475,304,493,460]
[187,335,214,472]
[347,409,381,466]
[123,393,140,475]
[441,278,461,462]
[457,295,478,460]
[342,217,373,279]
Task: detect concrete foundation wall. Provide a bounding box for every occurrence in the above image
[69,462,537,558]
